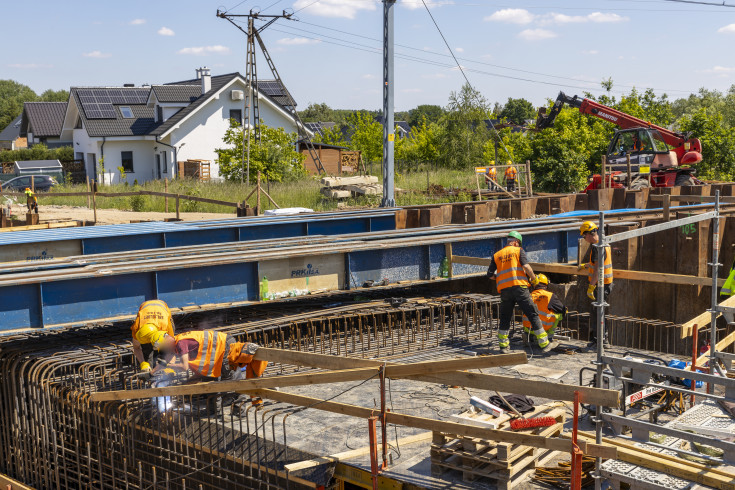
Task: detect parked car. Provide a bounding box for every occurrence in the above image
[1,175,57,192]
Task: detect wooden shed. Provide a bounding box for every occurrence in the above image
[299,141,362,175]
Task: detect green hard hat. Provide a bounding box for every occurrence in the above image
[508,231,522,243]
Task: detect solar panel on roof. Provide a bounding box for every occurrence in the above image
[86,109,103,118]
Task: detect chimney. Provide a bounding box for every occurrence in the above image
[200,67,211,94]
[195,67,202,80]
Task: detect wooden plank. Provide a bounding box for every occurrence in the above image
[680,295,735,337]
[574,432,735,490]
[453,255,491,267]
[693,329,735,368]
[90,353,526,402]
[253,348,619,407]
[650,195,735,203]
[249,389,616,458]
[530,262,725,288]
[0,472,35,490]
[284,432,432,472]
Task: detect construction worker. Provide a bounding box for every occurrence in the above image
[150,330,267,382]
[485,164,498,191]
[131,299,175,373]
[487,231,556,354]
[721,258,735,297]
[504,163,517,192]
[580,221,613,350]
[522,274,568,344]
[25,188,38,213]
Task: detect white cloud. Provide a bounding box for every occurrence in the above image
[401,0,454,10]
[456,47,464,53]
[7,63,53,69]
[83,50,112,59]
[703,66,735,76]
[450,65,466,71]
[402,88,422,93]
[484,9,534,25]
[158,27,175,36]
[518,29,556,41]
[292,0,376,19]
[277,37,320,45]
[542,12,627,24]
[587,12,627,23]
[582,50,599,55]
[362,74,375,79]
[130,19,146,25]
[718,23,735,33]
[177,45,230,55]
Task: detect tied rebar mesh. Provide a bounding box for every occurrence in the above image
[0,294,504,489]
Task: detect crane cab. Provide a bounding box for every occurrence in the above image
[606,128,675,170]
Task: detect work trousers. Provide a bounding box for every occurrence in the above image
[588,283,614,342]
[498,286,544,339]
[506,179,516,192]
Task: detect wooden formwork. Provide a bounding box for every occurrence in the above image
[430,405,565,489]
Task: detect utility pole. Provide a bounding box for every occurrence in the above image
[381,0,396,207]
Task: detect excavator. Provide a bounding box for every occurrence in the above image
[536,92,704,191]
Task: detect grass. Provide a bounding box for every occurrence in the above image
[38,165,485,214]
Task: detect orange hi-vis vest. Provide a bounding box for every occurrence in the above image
[487,168,497,179]
[131,299,174,341]
[588,245,613,285]
[522,289,559,332]
[505,166,517,180]
[176,330,228,377]
[493,245,529,292]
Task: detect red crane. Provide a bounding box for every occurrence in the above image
[536,92,703,190]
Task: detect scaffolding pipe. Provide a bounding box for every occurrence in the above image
[594,210,606,490]
[709,190,722,393]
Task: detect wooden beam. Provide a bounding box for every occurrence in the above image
[693,329,735,368]
[90,353,526,402]
[0,472,35,490]
[254,348,619,407]
[650,195,735,204]
[249,389,617,459]
[530,262,725,288]
[452,255,490,267]
[574,432,735,490]
[680,295,735,337]
[284,432,433,472]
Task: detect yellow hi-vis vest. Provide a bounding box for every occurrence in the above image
[522,289,561,332]
[175,330,228,378]
[131,299,174,341]
[493,245,529,292]
[588,245,613,285]
[722,267,735,296]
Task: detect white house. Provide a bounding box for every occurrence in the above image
[58,67,305,184]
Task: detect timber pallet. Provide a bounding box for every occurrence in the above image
[430,404,565,488]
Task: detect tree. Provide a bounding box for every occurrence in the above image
[396,116,440,168]
[499,97,535,125]
[39,89,69,102]
[678,108,735,180]
[299,102,335,122]
[215,120,307,183]
[345,111,383,163]
[0,80,37,130]
[437,83,491,169]
[407,105,444,127]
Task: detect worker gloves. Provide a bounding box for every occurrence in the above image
[245,342,260,356]
[530,276,540,287]
[587,284,597,300]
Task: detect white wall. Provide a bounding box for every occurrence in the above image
[168,80,299,180]
[100,140,157,184]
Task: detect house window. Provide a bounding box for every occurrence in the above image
[121,151,134,172]
[229,109,242,125]
[157,106,163,123]
[120,106,134,118]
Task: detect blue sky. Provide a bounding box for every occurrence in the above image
[2,0,735,111]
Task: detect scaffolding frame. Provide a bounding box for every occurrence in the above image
[592,190,729,487]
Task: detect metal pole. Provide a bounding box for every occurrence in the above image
[709,190,721,392]
[380,0,396,207]
[245,18,254,184]
[594,210,607,490]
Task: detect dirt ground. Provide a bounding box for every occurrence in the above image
[25,204,234,225]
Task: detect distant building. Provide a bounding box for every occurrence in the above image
[0,115,26,151]
[18,68,307,184]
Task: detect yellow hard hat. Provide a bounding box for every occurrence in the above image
[579,221,598,236]
[535,273,549,286]
[140,362,151,371]
[136,323,159,344]
[150,330,168,351]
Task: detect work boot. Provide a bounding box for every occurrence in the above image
[584,341,598,353]
[498,346,511,354]
[539,340,558,354]
[603,338,611,348]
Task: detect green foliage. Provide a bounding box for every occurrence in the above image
[0,80,69,132]
[129,191,147,212]
[215,120,307,183]
[407,104,445,127]
[117,166,127,183]
[344,111,383,163]
[499,97,536,125]
[678,108,735,180]
[314,124,348,147]
[0,145,73,163]
[396,117,440,167]
[38,89,69,102]
[437,83,491,169]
